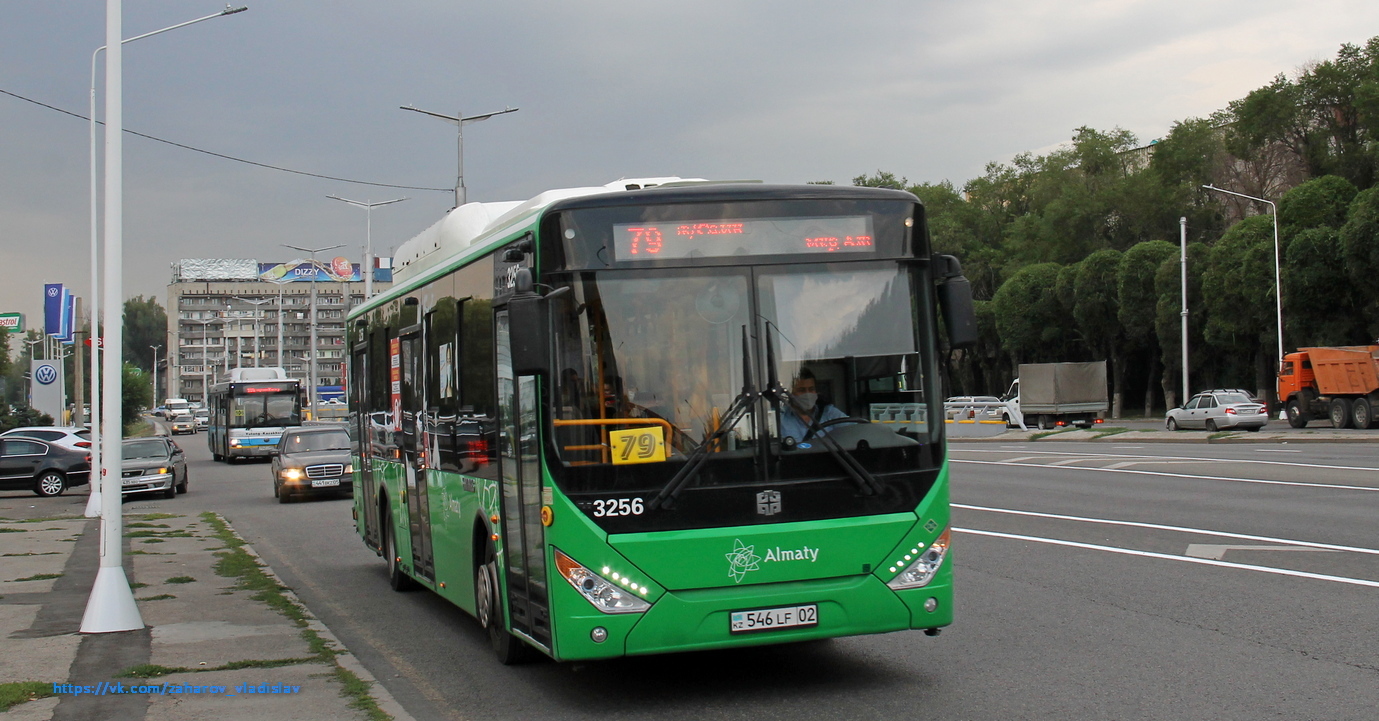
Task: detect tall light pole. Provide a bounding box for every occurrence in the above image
[1180,216,1189,407]
[187,318,221,402]
[399,104,517,208]
[231,296,271,367]
[283,244,343,420]
[1202,185,1284,366]
[85,6,248,530]
[150,345,161,406]
[326,195,407,299]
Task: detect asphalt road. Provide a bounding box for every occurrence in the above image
[164,430,1378,721]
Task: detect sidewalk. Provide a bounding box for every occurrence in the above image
[0,493,411,721]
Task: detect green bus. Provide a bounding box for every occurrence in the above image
[347,179,977,663]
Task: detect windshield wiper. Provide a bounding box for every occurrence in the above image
[649,326,758,512]
[764,323,882,497]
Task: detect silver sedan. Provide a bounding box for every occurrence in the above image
[1166,392,1269,432]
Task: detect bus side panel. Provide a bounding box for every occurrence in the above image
[375,458,414,572]
[426,468,487,617]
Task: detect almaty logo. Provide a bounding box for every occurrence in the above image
[725,539,761,583]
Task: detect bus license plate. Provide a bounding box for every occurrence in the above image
[310,478,340,488]
[730,604,817,634]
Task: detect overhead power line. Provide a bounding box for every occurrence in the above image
[0,87,452,193]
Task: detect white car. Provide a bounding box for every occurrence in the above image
[1165,391,1269,432]
[0,426,93,452]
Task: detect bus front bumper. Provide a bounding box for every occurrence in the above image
[554,574,952,660]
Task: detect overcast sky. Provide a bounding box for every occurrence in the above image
[2,1,1377,332]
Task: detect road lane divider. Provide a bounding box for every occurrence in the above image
[955,528,1379,588]
[951,459,1379,493]
[952,503,1379,556]
[952,448,1377,473]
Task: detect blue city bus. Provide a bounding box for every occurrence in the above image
[207,367,303,462]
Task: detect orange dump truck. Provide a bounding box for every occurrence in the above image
[1279,345,1379,429]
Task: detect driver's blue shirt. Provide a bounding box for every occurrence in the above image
[779,403,847,441]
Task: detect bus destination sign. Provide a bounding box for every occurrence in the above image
[612,216,874,262]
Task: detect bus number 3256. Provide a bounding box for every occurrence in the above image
[591,498,645,517]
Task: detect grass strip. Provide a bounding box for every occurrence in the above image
[198,511,392,720]
[116,658,319,679]
[0,681,54,712]
[9,573,63,583]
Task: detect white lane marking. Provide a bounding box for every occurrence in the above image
[955,528,1379,589]
[952,459,1379,493]
[951,448,1375,473]
[1255,449,1302,453]
[952,503,1379,556]
[1185,544,1342,560]
[1112,446,1144,449]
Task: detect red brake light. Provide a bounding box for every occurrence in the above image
[1225,408,1237,415]
[76,441,92,448]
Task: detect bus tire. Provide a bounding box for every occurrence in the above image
[476,539,536,665]
[384,509,417,592]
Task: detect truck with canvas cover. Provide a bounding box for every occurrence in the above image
[1279,345,1379,429]
[1002,361,1109,430]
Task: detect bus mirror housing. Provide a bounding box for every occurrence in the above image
[508,268,570,377]
[934,255,978,349]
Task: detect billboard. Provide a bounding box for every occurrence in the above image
[0,313,23,333]
[259,258,362,283]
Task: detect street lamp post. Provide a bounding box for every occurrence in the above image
[85,5,248,537]
[230,296,271,367]
[1202,185,1284,366]
[187,318,221,403]
[150,345,161,406]
[326,195,407,299]
[282,244,343,420]
[1180,216,1189,406]
[399,105,517,208]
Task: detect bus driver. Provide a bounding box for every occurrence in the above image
[779,368,847,441]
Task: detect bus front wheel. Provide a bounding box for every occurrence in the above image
[384,512,417,592]
[476,540,536,665]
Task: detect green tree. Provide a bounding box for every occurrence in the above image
[122,362,151,427]
[1074,249,1125,416]
[991,263,1067,368]
[123,296,167,373]
[1118,240,1177,412]
[1283,227,1366,347]
[1201,216,1278,400]
[1154,242,1208,409]
[1340,187,1379,336]
[852,170,908,189]
[1278,175,1359,236]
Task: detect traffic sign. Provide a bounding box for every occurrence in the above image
[84,337,104,347]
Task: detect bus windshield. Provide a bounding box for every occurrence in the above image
[547,260,938,529]
[232,393,301,428]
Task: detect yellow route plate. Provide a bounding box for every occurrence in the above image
[609,426,667,465]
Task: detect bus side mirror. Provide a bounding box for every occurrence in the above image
[934,255,978,349]
[508,269,570,377]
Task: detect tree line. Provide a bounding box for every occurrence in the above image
[839,36,1379,416]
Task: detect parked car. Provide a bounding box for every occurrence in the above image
[168,413,196,435]
[271,426,353,503]
[193,409,210,431]
[1165,391,1269,432]
[0,426,92,452]
[120,437,189,498]
[0,437,91,497]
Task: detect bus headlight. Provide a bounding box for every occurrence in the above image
[281,468,304,481]
[553,548,651,614]
[886,527,950,590]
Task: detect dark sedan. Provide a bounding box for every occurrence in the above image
[0,437,91,497]
[271,426,353,503]
[121,437,189,499]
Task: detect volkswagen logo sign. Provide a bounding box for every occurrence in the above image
[34,364,58,385]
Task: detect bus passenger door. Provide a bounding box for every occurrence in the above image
[400,329,435,581]
[496,311,551,650]
[351,345,381,551]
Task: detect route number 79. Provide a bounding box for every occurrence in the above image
[609,426,667,465]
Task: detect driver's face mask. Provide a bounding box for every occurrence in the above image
[792,392,818,412]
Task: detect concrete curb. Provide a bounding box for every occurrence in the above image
[219,514,416,721]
